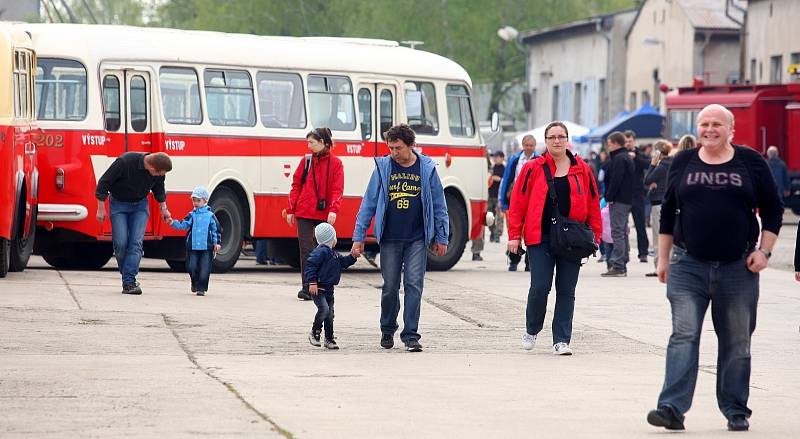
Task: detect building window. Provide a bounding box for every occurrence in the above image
[792,52,800,65]
[552,85,559,120]
[629,92,637,111]
[598,79,607,123]
[750,58,757,84]
[573,82,582,124]
[641,91,651,107]
[770,55,783,84]
[530,87,537,125]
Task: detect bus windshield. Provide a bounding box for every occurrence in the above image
[35,58,87,121]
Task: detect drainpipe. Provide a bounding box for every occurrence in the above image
[597,18,612,124]
[699,31,712,83]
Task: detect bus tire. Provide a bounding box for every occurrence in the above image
[0,238,9,278]
[166,259,186,272]
[426,193,467,271]
[209,186,243,273]
[9,204,36,272]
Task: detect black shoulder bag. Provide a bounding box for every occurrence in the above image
[542,164,597,263]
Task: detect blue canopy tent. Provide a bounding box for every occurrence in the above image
[574,104,665,145]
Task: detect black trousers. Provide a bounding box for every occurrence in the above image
[631,196,649,258]
[297,217,324,292]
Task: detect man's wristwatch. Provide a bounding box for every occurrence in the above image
[757,248,772,259]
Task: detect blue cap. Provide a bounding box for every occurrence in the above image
[191,186,210,200]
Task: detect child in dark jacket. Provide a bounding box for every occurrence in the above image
[305,222,358,349]
[168,186,221,296]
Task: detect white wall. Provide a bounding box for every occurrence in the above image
[746,0,800,84]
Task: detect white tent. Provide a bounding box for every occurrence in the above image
[514,121,591,156]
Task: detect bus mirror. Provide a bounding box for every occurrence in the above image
[490,112,500,132]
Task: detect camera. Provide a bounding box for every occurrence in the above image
[316,199,327,211]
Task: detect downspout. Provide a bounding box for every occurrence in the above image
[699,31,712,83]
[597,18,612,124]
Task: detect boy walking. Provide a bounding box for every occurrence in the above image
[305,222,357,350]
[168,187,221,296]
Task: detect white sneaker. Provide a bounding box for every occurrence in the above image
[553,342,572,355]
[522,333,537,350]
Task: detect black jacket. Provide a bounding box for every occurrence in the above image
[95,152,167,202]
[643,156,673,204]
[604,148,635,204]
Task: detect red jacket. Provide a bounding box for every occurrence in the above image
[287,152,344,220]
[507,151,602,246]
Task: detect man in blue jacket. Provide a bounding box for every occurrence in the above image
[499,135,537,271]
[351,124,449,353]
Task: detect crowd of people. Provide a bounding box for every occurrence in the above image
[93,104,799,432]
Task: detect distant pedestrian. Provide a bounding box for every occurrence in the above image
[674,134,697,153]
[95,152,173,295]
[168,187,221,296]
[500,135,537,271]
[647,104,783,432]
[642,140,673,277]
[305,222,358,350]
[624,130,650,263]
[601,131,635,277]
[351,124,449,353]
[766,146,790,200]
[286,127,344,301]
[488,150,506,243]
[507,122,601,355]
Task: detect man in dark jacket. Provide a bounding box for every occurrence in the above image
[499,135,537,271]
[625,131,650,263]
[602,131,634,277]
[766,146,790,200]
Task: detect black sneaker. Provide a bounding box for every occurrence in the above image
[297,289,312,301]
[508,264,518,272]
[404,339,423,352]
[727,415,749,431]
[639,256,648,263]
[472,253,483,261]
[601,268,627,277]
[121,283,142,295]
[308,330,321,347]
[647,406,685,430]
[324,338,339,350]
[380,333,394,349]
[196,290,205,296]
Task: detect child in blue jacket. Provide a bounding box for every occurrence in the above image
[168,186,221,296]
[305,222,358,349]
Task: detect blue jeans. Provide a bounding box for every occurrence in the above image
[109,197,150,285]
[657,246,758,419]
[187,249,214,292]
[526,236,581,344]
[379,239,427,343]
[312,285,335,340]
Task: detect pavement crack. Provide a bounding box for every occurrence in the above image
[423,297,496,328]
[57,271,82,310]
[161,313,294,439]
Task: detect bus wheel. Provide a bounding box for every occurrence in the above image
[9,205,36,272]
[209,187,243,273]
[426,193,468,271]
[165,259,186,272]
[0,238,9,278]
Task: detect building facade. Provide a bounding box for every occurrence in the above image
[746,0,800,84]
[520,10,636,129]
[625,0,743,114]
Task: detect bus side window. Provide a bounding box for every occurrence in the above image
[130,75,148,132]
[308,74,355,131]
[256,71,306,129]
[404,81,439,135]
[159,67,202,125]
[380,89,393,139]
[204,69,256,127]
[103,75,121,132]
[357,88,372,140]
[445,84,475,137]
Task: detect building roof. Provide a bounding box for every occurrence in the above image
[676,0,745,31]
[520,8,637,44]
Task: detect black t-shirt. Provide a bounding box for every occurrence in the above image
[382,159,424,242]
[488,163,505,198]
[541,176,571,234]
[674,152,756,261]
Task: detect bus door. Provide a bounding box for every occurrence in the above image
[356,81,397,157]
[100,66,157,236]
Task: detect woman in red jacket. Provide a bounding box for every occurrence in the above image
[507,122,602,355]
[286,128,344,300]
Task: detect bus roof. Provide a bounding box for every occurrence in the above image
[666,84,794,108]
[18,23,472,85]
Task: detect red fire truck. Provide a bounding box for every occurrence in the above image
[0,26,37,278]
[666,80,800,213]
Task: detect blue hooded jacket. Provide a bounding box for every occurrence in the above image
[353,152,449,245]
[170,205,221,250]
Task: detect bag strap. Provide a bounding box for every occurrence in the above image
[300,154,312,184]
[542,163,561,218]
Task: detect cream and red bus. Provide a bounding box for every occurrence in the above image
[23,23,487,272]
[0,24,37,278]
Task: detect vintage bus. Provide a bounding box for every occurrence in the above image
[0,24,37,278]
[22,23,488,272]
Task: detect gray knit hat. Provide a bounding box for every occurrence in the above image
[314,222,336,247]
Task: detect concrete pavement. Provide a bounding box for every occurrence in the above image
[1,236,798,438]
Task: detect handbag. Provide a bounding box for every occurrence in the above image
[542,164,597,263]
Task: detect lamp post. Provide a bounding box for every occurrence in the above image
[497,25,530,129]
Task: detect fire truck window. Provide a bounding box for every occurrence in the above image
[103,76,121,132]
[130,75,148,132]
[34,58,87,121]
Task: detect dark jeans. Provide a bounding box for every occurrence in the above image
[312,285,335,340]
[379,239,427,343]
[657,246,758,419]
[608,202,631,271]
[297,217,324,291]
[526,236,581,344]
[255,239,268,264]
[631,197,649,258]
[187,249,214,292]
[109,197,149,285]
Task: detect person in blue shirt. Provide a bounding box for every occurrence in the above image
[168,186,221,296]
[305,222,358,349]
